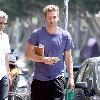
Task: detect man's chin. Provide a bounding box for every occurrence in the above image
[49,23,56,26]
[0,28,4,31]
[49,23,53,25]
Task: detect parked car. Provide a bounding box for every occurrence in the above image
[75,57,100,100]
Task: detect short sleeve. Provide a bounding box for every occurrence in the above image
[64,32,74,51]
[27,29,38,45]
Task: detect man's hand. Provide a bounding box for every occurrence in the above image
[42,57,60,65]
[67,78,75,89]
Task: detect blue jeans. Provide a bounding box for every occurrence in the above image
[0,75,9,100]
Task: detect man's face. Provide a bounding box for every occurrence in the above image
[0,17,7,31]
[45,11,59,26]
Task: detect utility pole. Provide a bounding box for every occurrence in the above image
[76,6,80,52]
[64,0,69,30]
[74,6,80,64]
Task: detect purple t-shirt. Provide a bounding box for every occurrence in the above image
[28,27,74,81]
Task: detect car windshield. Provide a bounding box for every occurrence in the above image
[96,62,100,89]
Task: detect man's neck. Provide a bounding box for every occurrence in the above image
[46,25,59,34]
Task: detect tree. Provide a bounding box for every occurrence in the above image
[69,0,100,51]
[0,0,63,20]
[0,0,64,51]
[1,0,100,62]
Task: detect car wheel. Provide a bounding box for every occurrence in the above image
[74,89,87,100]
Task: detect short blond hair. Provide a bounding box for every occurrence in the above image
[0,10,8,20]
[42,5,59,17]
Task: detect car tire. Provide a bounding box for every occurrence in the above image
[74,89,87,100]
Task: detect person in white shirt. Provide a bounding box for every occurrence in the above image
[0,10,10,100]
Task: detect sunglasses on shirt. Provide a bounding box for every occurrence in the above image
[0,22,7,25]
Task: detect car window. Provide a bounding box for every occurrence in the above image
[82,62,93,89]
[76,61,93,84]
[82,64,92,81]
[76,63,89,82]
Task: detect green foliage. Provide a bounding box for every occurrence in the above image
[83,0,100,14]
[0,0,63,21]
[0,0,99,26]
[0,0,18,20]
[69,0,100,14]
[1,0,100,20]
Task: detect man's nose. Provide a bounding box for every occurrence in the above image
[50,18,54,22]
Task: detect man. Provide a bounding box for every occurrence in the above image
[0,10,10,100]
[25,5,74,100]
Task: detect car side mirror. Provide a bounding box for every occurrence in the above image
[75,82,87,89]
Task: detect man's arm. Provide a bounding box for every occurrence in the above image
[25,43,56,65]
[25,43,43,62]
[64,49,74,88]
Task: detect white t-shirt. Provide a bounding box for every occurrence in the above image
[0,33,10,80]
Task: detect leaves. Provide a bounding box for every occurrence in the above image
[69,0,100,14]
[0,0,63,20]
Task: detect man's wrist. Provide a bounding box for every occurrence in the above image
[40,56,44,62]
[69,76,74,79]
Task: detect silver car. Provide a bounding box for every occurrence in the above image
[75,57,100,100]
